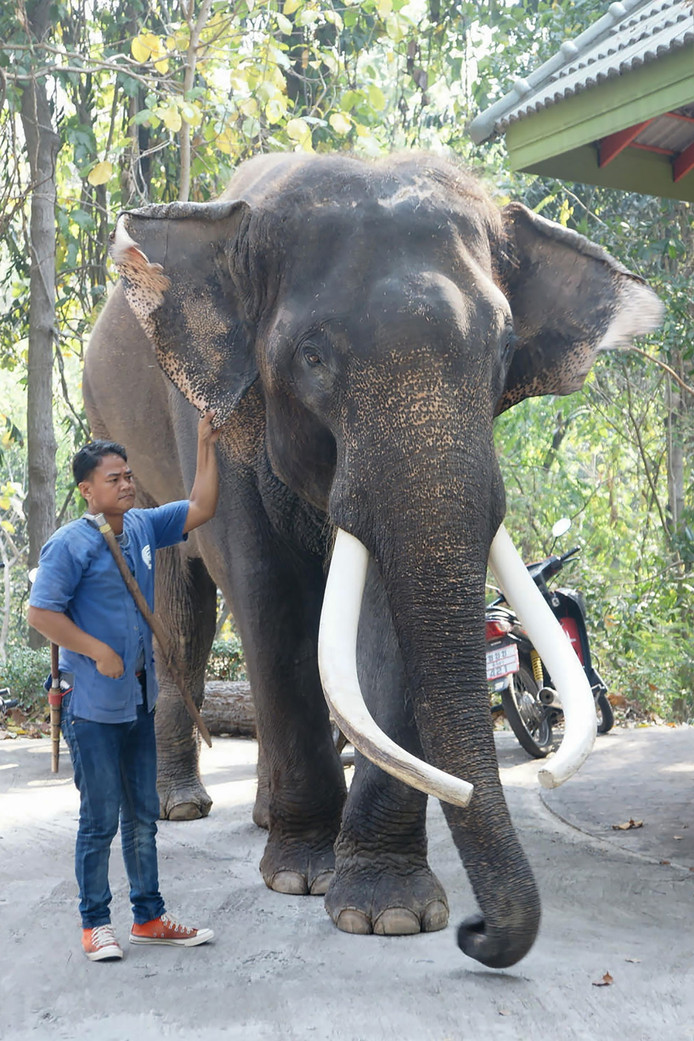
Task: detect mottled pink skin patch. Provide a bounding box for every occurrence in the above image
[110,221,212,416]
[110,220,170,338]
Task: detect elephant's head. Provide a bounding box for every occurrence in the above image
[109,152,661,966]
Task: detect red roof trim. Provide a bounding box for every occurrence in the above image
[673,141,694,182]
[599,119,656,167]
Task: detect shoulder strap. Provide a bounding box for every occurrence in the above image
[83,512,212,747]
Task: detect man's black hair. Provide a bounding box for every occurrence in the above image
[72,440,128,484]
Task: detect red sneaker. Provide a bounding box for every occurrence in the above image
[82,924,123,961]
[129,912,213,947]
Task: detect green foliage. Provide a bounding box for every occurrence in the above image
[0,416,23,465]
[1,644,51,711]
[206,635,247,683]
[604,576,694,722]
[495,353,693,722]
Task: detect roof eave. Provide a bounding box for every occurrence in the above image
[468,0,671,144]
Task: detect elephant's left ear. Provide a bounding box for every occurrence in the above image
[495,202,663,415]
[109,200,255,425]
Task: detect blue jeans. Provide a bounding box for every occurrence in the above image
[61,692,166,928]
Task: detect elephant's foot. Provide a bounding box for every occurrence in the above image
[158,775,213,821]
[325,860,449,935]
[260,835,336,896]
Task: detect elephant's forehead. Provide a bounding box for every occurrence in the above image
[374,180,443,211]
[274,257,507,339]
[271,189,488,262]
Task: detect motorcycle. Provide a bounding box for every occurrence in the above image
[486,519,613,758]
[0,687,18,719]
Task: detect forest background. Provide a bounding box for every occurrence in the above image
[0,0,692,722]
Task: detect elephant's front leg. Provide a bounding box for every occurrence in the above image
[325,566,448,934]
[327,763,448,934]
[153,548,217,820]
[233,539,348,896]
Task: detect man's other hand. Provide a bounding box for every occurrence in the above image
[95,646,125,678]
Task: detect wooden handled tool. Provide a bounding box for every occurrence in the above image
[90,512,212,748]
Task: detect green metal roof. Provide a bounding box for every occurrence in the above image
[469,0,694,201]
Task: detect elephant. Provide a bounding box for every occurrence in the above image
[83,151,661,968]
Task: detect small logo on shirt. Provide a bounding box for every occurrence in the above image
[141,545,152,570]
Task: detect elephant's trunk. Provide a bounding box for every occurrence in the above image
[378,515,541,968]
[319,513,542,967]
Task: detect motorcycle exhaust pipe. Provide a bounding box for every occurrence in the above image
[538,686,561,708]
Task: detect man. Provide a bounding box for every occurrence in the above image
[28,411,220,962]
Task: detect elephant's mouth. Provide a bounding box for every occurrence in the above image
[317,525,597,804]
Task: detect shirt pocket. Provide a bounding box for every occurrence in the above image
[80,659,135,718]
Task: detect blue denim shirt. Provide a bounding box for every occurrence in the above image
[29,503,189,723]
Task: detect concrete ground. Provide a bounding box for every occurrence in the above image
[0,724,692,1041]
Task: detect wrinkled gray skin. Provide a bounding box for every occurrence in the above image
[84,152,659,968]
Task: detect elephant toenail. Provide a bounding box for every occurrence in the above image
[335,909,372,934]
[270,870,308,895]
[309,870,333,896]
[373,908,420,935]
[167,802,205,821]
[422,900,449,932]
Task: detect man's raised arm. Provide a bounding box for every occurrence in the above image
[183,411,220,534]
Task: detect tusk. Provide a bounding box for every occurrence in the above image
[488,524,596,789]
[318,529,474,808]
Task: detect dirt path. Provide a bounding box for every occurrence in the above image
[1,727,692,1041]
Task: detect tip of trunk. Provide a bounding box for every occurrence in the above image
[456,912,540,968]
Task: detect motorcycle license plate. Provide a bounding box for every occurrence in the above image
[486,641,519,682]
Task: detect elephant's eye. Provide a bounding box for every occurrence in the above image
[302,345,322,367]
[502,330,517,362]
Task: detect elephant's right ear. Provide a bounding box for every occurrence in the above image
[109,200,255,424]
[495,203,663,415]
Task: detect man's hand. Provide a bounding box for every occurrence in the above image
[184,410,220,533]
[28,607,125,677]
[198,410,221,445]
[94,646,125,678]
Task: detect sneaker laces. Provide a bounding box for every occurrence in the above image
[91,924,118,947]
[160,913,195,936]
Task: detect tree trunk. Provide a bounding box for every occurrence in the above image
[202,680,255,736]
[20,3,61,647]
[665,373,684,539]
[179,0,215,203]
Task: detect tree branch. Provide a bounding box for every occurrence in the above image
[623,371,672,547]
[54,343,90,441]
[628,345,694,397]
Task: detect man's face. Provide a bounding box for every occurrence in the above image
[78,454,136,518]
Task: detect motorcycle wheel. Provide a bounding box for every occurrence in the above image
[331,720,355,766]
[596,691,614,734]
[501,664,557,759]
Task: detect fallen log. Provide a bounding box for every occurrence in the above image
[202,680,255,737]
[201,681,352,765]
